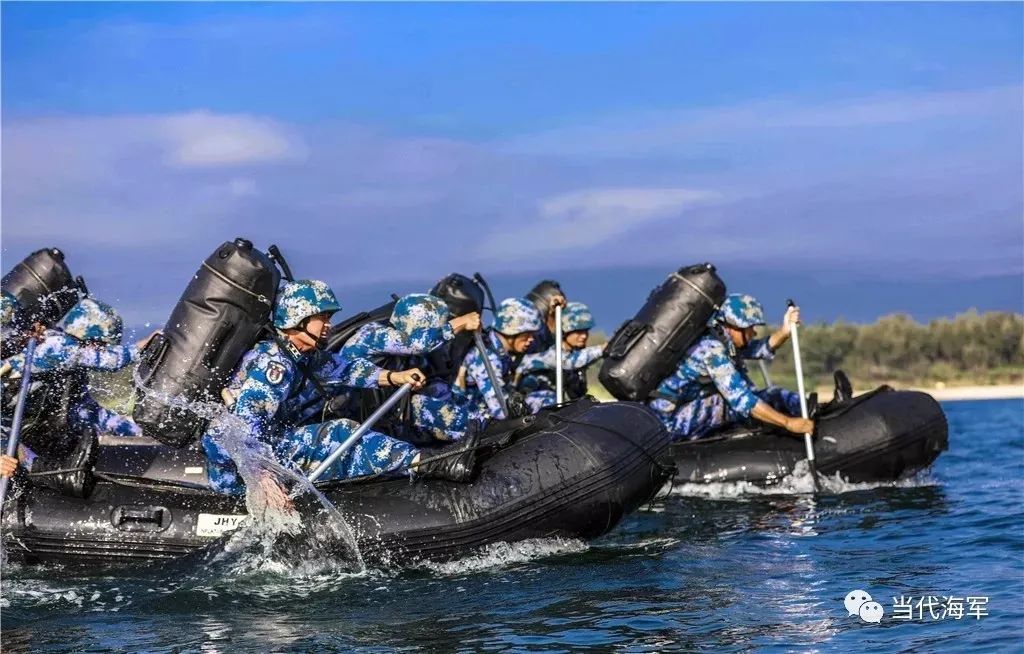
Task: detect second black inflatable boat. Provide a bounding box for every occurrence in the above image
[2,398,673,567]
[672,387,948,486]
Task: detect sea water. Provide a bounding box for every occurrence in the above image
[1,398,1021,652]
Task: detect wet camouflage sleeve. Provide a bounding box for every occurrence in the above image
[462,331,511,420]
[202,342,298,495]
[737,336,774,361]
[230,346,296,433]
[698,339,760,416]
[653,336,759,417]
[73,393,142,438]
[4,331,138,377]
[516,344,603,376]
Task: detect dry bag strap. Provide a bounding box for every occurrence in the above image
[21,263,53,295]
[201,262,272,307]
[671,272,720,310]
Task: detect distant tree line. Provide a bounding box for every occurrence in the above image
[588,310,1024,395]
[766,310,1023,387]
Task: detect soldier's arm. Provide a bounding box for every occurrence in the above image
[232,354,293,432]
[464,348,506,419]
[324,352,384,389]
[563,345,604,369]
[738,337,775,361]
[703,342,760,416]
[66,342,139,372]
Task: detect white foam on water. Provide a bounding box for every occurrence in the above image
[668,463,938,500]
[414,537,589,576]
[130,368,364,569]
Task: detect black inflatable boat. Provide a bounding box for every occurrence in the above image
[2,398,672,567]
[672,387,948,486]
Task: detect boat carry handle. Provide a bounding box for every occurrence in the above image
[111,506,171,532]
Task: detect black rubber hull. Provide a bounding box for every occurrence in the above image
[3,399,672,567]
[671,389,948,486]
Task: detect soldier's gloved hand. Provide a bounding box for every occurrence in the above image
[450,312,481,333]
[1,454,18,478]
[392,368,427,390]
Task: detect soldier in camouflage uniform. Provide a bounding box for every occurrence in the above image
[2,298,156,438]
[338,293,481,442]
[516,301,604,413]
[459,297,542,422]
[648,294,814,441]
[525,280,567,355]
[0,298,158,490]
[203,280,478,501]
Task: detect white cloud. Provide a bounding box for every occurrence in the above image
[501,85,1023,158]
[480,187,719,261]
[158,111,303,168]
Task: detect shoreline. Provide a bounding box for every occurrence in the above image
[815,383,1023,402]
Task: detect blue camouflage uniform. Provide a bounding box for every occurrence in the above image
[516,302,604,413]
[3,298,142,438]
[461,298,542,422]
[201,280,419,495]
[648,294,800,440]
[339,294,472,442]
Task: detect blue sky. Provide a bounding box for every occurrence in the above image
[2,2,1022,326]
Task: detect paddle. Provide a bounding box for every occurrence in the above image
[472,330,510,418]
[307,381,416,482]
[554,304,564,403]
[1,338,38,508]
[757,360,773,388]
[787,299,821,494]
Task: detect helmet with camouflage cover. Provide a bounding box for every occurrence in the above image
[560,301,595,333]
[273,279,342,329]
[1,291,22,329]
[494,298,542,336]
[716,293,766,328]
[61,298,124,344]
[391,293,451,337]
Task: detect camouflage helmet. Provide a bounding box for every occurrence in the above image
[1,291,22,328]
[61,298,124,344]
[494,297,543,336]
[273,279,341,329]
[717,293,766,328]
[560,301,595,333]
[391,293,451,337]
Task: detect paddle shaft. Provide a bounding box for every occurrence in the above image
[757,360,773,387]
[1,339,38,506]
[787,300,821,493]
[307,383,413,482]
[473,330,510,418]
[555,304,564,403]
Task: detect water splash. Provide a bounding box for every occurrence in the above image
[130,367,364,570]
[667,463,937,500]
[413,538,589,576]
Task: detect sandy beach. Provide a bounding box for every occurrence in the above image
[814,383,1024,402]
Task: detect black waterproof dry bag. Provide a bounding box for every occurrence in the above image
[1,247,79,326]
[599,263,726,401]
[133,239,280,447]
